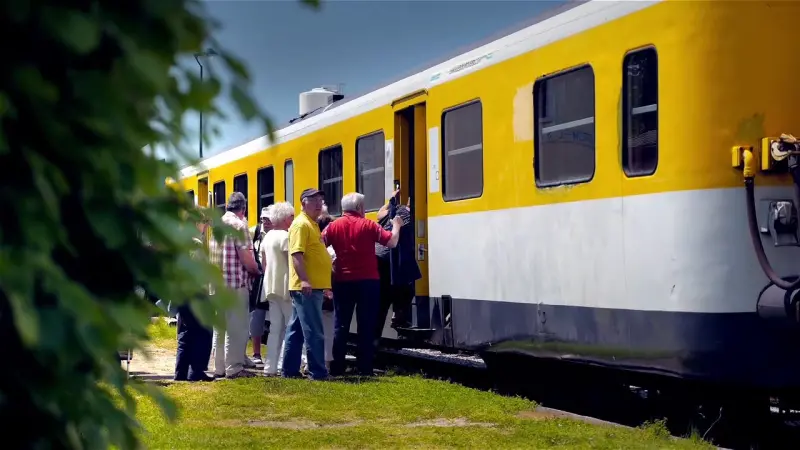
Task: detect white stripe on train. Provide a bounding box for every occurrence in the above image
[427,186,800,314]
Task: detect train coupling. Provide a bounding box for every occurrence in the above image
[757,281,800,325]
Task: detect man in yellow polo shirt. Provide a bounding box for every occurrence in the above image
[281,188,332,380]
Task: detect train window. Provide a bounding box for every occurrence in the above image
[319,145,343,216]
[213,181,226,213]
[356,131,386,212]
[534,65,596,187]
[233,174,247,198]
[186,190,195,206]
[284,160,294,206]
[257,166,275,213]
[442,101,484,201]
[623,48,658,177]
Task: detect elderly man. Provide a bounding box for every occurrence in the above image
[209,192,262,379]
[282,188,332,380]
[323,192,403,376]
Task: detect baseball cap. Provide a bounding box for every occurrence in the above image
[300,188,324,201]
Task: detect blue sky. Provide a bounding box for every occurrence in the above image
[177,0,566,160]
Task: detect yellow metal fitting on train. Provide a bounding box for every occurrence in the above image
[743,146,757,178]
[732,145,757,178]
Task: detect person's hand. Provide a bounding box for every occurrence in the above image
[392,216,403,228]
[301,280,312,296]
[391,188,400,199]
[323,289,333,300]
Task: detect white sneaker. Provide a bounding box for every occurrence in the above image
[251,355,263,365]
[243,357,256,369]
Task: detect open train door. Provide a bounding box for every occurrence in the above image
[380,90,439,347]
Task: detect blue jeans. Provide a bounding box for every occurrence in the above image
[281,290,328,380]
[331,279,380,376]
[175,304,213,380]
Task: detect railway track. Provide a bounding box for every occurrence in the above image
[364,346,800,450]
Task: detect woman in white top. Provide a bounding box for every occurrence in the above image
[260,202,296,375]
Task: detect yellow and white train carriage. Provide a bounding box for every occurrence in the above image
[180,0,800,396]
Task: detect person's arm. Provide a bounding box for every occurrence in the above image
[377,189,401,221]
[236,226,261,274]
[260,241,268,272]
[374,219,402,249]
[377,203,390,221]
[289,225,312,295]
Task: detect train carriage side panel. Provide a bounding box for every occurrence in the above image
[426,0,800,391]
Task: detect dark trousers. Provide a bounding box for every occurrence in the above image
[175,304,213,380]
[375,258,415,341]
[331,279,380,376]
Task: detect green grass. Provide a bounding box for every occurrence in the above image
[134,376,713,449]
[147,319,177,351]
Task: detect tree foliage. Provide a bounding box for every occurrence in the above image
[0,0,318,448]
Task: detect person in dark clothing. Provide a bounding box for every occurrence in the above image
[374,192,422,344]
[175,217,214,382]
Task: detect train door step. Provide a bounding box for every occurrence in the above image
[394,327,435,340]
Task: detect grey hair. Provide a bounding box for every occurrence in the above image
[227,192,246,213]
[341,192,364,213]
[269,202,295,224]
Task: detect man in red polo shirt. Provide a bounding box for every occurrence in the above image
[322,192,403,376]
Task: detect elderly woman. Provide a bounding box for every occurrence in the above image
[260,202,296,375]
[374,192,421,344]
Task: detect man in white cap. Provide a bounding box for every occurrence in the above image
[248,206,272,365]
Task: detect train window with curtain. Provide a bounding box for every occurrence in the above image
[257,166,275,212]
[186,190,195,206]
[213,181,226,213]
[233,174,247,198]
[319,145,343,216]
[442,100,483,201]
[356,131,386,212]
[284,160,294,206]
[534,65,596,187]
[623,47,658,177]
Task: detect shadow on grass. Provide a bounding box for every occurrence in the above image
[330,374,384,385]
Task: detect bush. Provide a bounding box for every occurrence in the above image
[0,0,317,448]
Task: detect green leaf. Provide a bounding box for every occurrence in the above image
[51,10,102,55]
[7,292,39,347]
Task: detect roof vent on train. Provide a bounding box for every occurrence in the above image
[298,86,344,117]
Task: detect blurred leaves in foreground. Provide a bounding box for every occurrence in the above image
[0,0,318,448]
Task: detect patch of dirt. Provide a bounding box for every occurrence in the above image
[216,419,364,430]
[122,345,177,378]
[405,418,496,428]
[518,407,625,428]
[517,409,566,420]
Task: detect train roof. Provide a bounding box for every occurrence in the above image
[180,0,660,179]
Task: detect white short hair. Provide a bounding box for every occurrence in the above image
[269,202,295,224]
[341,192,364,213]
